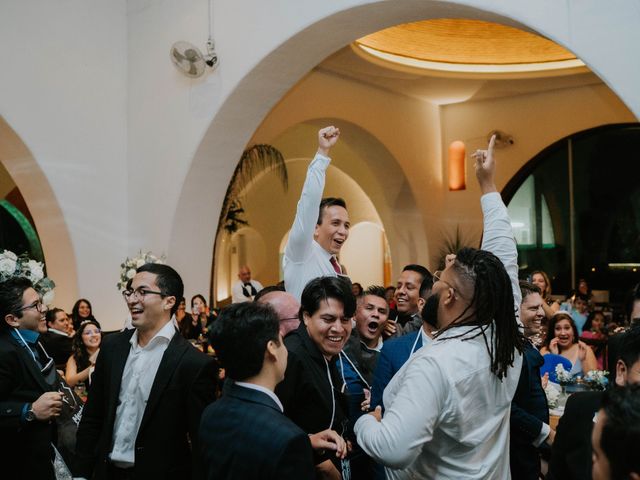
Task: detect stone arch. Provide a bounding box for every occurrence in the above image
[0,117,78,308]
[169,0,639,299]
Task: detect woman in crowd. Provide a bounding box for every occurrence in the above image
[531,270,561,319]
[581,310,608,368]
[181,294,216,340]
[540,312,597,376]
[71,298,97,331]
[65,320,102,388]
[351,282,363,297]
[174,297,189,327]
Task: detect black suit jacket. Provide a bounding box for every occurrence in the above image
[510,342,549,480]
[40,331,73,370]
[199,382,315,479]
[0,330,57,479]
[74,327,218,479]
[547,391,602,480]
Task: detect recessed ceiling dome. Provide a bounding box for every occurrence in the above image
[356,19,583,74]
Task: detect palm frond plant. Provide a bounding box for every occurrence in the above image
[210,144,288,303]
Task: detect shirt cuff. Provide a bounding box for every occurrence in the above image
[20,403,30,425]
[480,191,502,209]
[533,422,550,447]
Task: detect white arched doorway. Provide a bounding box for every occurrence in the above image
[168,1,640,301]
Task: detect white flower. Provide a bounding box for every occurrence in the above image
[42,289,55,306]
[544,383,561,408]
[0,256,17,275]
[2,250,18,261]
[26,260,44,283]
[136,258,146,268]
[126,268,136,279]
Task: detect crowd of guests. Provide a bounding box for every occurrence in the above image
[2,126,639,480]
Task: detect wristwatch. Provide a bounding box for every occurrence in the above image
[25,404,36,422]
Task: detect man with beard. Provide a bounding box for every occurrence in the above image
[275,276,354,480]
[510,281,553,480]
[370,275,433,410]
[283,126,351,301]
[355,135,525,479]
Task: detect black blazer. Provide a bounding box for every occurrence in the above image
[199,382,315,479]
[547,391,603,480]
[510,342,549,480]
[40,331,73,370]
[74,327,218,479]
[0,330,57,479]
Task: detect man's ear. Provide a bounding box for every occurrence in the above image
[302,312,311,326]
[163,296,176,312]
[265,340,278,362]
[417,297,426,311]
[4,313,19,329]
[615,359,627,387]
[442,288,456,306]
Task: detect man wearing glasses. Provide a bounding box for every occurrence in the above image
[74,263,218,479]
[0,276,64,479]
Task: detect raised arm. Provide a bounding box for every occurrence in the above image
[473,135,522,313]
[284,126,339,263]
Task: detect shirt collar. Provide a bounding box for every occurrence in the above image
[130,319,176,349]
[48,328,69,337]
[11,328,39,345]
[361,335,383,352]
[235,381,284,412]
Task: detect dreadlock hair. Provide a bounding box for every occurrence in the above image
[434,247,524,380]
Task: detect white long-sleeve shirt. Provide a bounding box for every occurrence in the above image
[110,320,176,467]
[355,192,523,479]
[283,153,339,300]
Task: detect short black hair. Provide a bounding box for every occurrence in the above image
[253,285,285,303]
[300,276,356,320]
[600,384,640,479]
[136,263,184,316]
[46,308,66,327]
[519,281,542,301]
[619,327,640,370]
[0,277,33,330]
[209,302,280,381]
[363,285,386,302]
[402,264,431,285]
[419,275,434,300]
[317,197,347,225]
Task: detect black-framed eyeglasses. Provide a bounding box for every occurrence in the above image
[16,301,47,313]
[122,288,165,301]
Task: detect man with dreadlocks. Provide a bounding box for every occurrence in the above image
[354,135,524,479]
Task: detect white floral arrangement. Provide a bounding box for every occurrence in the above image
[0,249,56,304]
[555,363,574,385]
[584,370,609,390]
[117,250,166,291]
[544,382,561,409]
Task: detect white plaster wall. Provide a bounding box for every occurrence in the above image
[0,1,128,327]
[1,0,639,329]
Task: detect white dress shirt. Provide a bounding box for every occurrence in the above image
[109,320,176,467]
[355,192,523,479]
[283,153,340,301]
[231,279,264,304]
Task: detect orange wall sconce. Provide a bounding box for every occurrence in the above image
[448,140,466,191]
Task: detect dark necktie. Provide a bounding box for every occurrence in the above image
[330,256,342,274]
[242,282,258,298]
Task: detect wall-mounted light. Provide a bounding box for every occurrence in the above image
[448,140,466,191]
